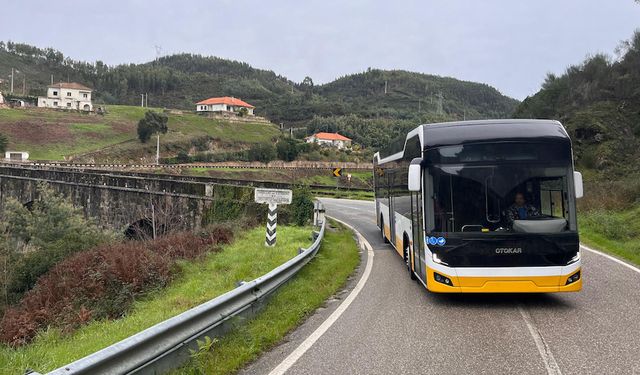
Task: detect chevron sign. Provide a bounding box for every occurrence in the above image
[255,188,292,247]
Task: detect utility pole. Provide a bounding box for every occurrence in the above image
[50,74,54,85]
[156,134,160,165]
[10,68,14,94]
[151,202,156,239]
[22,76,25,95]
[384,80,388,94]
[141,94,144,107]
[436,92,444,115]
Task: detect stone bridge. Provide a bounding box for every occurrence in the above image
[0,165,286,235]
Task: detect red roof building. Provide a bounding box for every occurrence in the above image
[196,96,255,115]
[306,132,353,149]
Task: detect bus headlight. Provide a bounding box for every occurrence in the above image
[432,252,448,266]
[434,272,453,286]
[565,271,581,285]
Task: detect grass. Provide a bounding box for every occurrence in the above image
[174,219,360,374]
[0,105,279,162]
[0,225,315,374]
[579,206,640,266]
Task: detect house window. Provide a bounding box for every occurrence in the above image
[83,93,88,98]
[53,101,58,106]
[67,92,72,97]
[67,102,71,107]
[52,91,58,96]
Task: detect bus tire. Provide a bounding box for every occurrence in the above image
[380,216,389,243]
[404,239,416,280]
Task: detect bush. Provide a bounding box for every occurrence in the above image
[276,138,300,161]
[0,133,7,154]
[0,227,233,347]
[0,184,114,306]
[248,143,276,163]
[289,186,315,226]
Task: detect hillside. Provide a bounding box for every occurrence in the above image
[0,106,280,162]
[0,41,518,142]
[514,30,640,177]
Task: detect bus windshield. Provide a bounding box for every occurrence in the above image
[425,148,575,234]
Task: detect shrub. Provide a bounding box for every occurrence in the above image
[0,226,233,347]
[289,186,315,226]
[247,143,276,163]
[1,184,114,306]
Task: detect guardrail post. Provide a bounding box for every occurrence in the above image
[313,201,325,227]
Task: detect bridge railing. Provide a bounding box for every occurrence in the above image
[32,202,327,375]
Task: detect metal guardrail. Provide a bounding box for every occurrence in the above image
[33,205,326,375]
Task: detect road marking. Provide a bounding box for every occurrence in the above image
[268,215,374,375]
[581,244,640,274]
[518,305,563,375]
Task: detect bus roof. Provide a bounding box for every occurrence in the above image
[421,119,570,149]
[375,119,571,163]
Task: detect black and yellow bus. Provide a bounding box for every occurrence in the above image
[373,119,583,293]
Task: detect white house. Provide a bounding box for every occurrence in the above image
[0,90,4,104]
[38,82,93,111]
[196,96,255,115]
[305,132,353,150]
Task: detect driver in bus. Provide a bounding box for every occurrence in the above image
[505,192,540,226]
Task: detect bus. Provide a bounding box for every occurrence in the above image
[373,119,584,293]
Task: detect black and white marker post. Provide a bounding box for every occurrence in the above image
[266,203,278,246]
[254,188,293,247]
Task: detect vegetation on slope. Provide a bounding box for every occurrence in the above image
[514,30,640,177]
[0,225,315,374]
[0,105,280,162]
[0,41,518,144]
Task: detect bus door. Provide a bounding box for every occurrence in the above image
[387,171,397,247]
[411,191,426,281]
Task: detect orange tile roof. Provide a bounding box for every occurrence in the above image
[312,132,352,141]
[48,82,92,91]
[196,96,255,108]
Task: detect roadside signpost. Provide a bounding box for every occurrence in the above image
[255,188,292,247]
[333,167,342,177]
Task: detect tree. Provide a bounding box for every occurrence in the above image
[238,107,248,117]
[137,110,168,143]
[0,134,7,154]
[0,183,113,305]
[276,137,300,161]
[247,143,276,163]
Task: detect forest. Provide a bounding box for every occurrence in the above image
[0,41,518,150]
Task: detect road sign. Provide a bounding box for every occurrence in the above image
[255,188,292,246]
[333,167,342,177]
[254,188,292,205]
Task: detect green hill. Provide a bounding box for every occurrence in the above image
[514,30,640,177]
[0,105,280,162]
[0,41,518,145]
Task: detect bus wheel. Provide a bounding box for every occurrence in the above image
[404,245,416,280]
[380,217,389,243]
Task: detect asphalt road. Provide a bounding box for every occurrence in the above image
[243,198,640,375]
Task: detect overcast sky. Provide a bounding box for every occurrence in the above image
[1,0,639,99]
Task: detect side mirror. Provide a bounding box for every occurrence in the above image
[574,171,583,199]
[408,158,422,191]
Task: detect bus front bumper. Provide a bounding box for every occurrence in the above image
[426,267,582,293]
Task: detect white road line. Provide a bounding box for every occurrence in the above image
[268,215,374,375]
[581,244,640,274]
[518,305,563,375]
